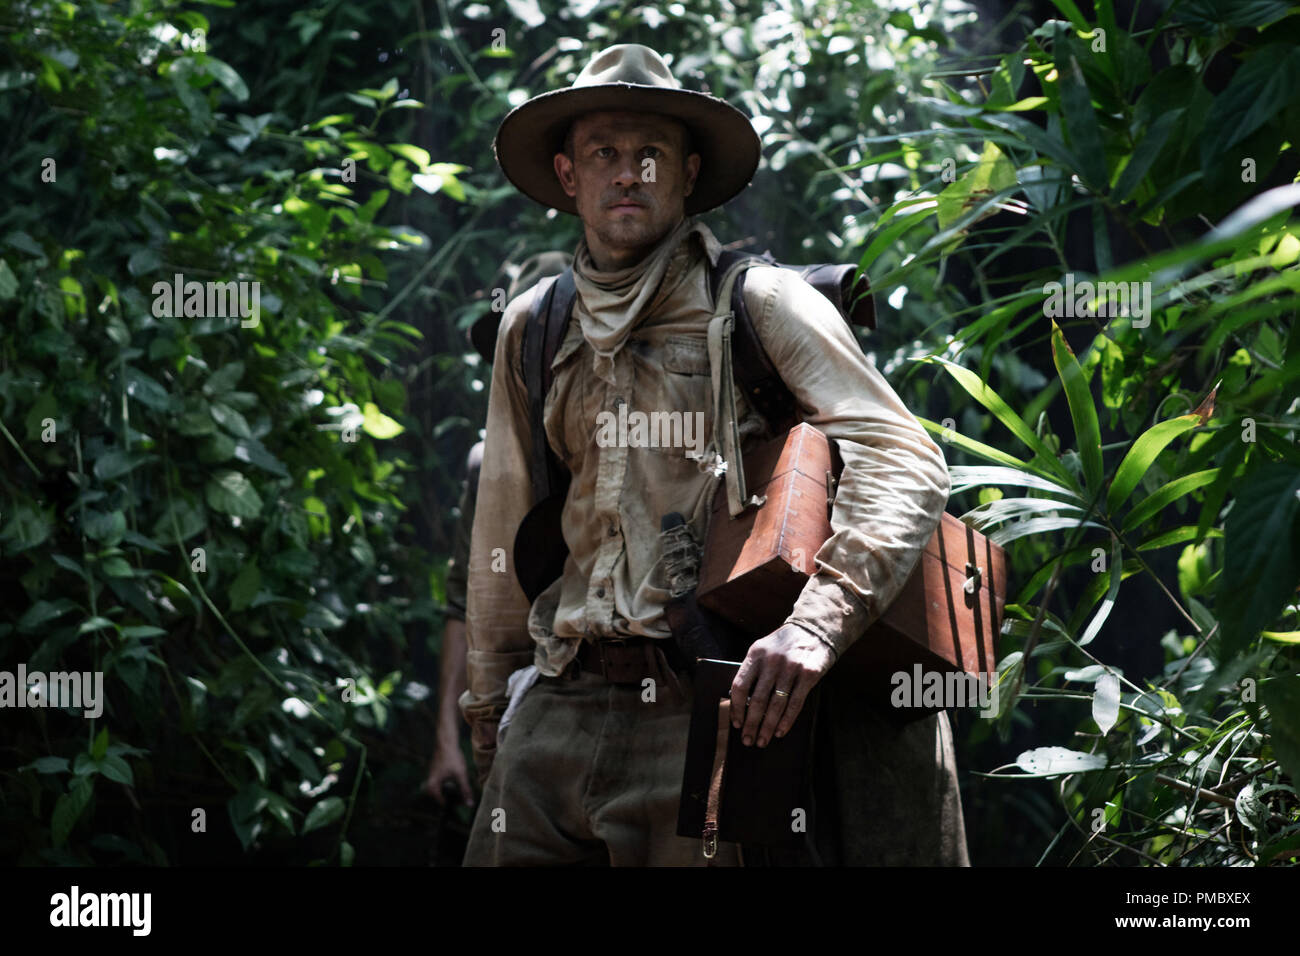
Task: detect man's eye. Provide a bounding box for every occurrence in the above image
[643,147,660,158]
[596,147,614,158]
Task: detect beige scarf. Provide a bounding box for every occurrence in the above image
[571,216,709,383]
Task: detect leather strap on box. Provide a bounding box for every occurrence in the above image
[703,698,731,861]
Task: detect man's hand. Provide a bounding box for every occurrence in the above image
[423,740,474,807]
[730,623,835,748]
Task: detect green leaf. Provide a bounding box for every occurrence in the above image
[1055,29,1107,189]
[1092,671,1120,735]
[989,515,1104,546]
[388,143,430,168]
[1079,535,1123,646]
[918,417,1035,471]
[1107,415,1200,513]
[302,796,345,834]
[0,259,18,300]
[1200,46,1300,178]
[93,449,141,482]
[1049,323,1102,493]
[51,778,93,847]
[1259,675,1300,790]
[84,510,127,544]
[98,754,134,787]
[925,358,1075,485]
[201,55,249,102]
[124,367,172,411]
[229,562,261,612]
[18,598,75,632]
[205,470,263,518]
[1113,111,1181,203]
[361,401,404,439]
[1218,463,1300,656]
[1122,469,1218,532]
[948,466,1084,501]
[26,756,70,774]
[1014,746,1107,777]
[204,361,245,396]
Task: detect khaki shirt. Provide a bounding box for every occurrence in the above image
[460,220,949,765]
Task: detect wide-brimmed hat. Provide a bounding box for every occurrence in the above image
[469,251,573,363]
[494,44,761,215]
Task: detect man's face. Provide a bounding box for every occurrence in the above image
[554,111,701,271]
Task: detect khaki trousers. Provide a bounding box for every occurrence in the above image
[463,666,741,866]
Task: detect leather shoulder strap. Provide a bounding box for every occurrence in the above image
[708,252,799,433]
[521,269,576,503]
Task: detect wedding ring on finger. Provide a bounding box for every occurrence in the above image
[773,689,790,698]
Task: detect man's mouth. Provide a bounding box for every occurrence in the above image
[609,199,645,211]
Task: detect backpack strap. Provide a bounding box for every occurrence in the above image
[709,251,799,434]
[520,267,577,504]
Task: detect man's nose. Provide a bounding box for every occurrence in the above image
[611,155,640,187]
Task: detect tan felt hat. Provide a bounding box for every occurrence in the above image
[494,44,761,215]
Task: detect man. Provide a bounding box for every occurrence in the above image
[462,44,967,865]
[423,252,573,810]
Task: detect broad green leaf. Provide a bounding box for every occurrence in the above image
[0,259,19,300]
[302,796,345,834]
[124,367,172,411]
[205,470,263,518]
[18,598,75,632]
[201,55,249,102]
[1107,415,1201,513]
[1259,675,1300,790]
[1049,323,1102,493]
[1092,671,1121,735]
[229,562,261,612]
[1014,746,1107,777]
[1218,463,1300,656]
[361,402,404,439]
[1055,29,1107,189]
[1199,45,1300,169]
[83,510,126,544]
[52,778,93,847]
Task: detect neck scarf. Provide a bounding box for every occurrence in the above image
[571,216,709,383]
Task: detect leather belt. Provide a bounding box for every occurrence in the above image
[573,637,690,684]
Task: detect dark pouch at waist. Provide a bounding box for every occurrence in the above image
[675,659,820,850]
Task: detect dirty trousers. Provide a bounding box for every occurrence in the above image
[463,667,741,866]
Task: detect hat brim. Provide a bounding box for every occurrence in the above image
[494,84,761,215]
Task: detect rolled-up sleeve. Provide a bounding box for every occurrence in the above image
[459,288,543,760]
[742,266,950,658]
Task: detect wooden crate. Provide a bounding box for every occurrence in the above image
[697,423,1005,714]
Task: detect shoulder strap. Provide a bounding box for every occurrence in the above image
[709,251,799,434]
[521,268,576,504]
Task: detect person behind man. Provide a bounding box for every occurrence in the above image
[461,44,967,865]
[422,251,573,808]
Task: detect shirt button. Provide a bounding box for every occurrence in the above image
[596,587,606,598]
[608,523,618,537]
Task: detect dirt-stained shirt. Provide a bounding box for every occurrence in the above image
[459,217,949,767]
